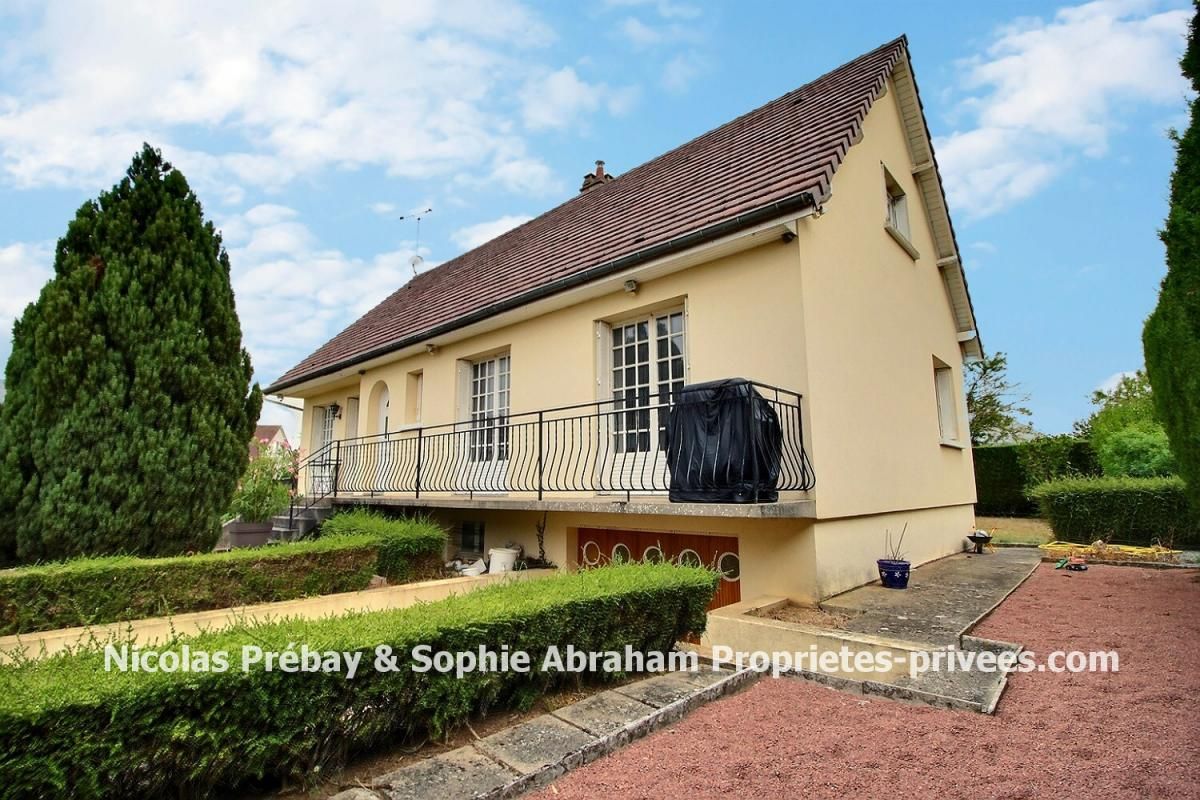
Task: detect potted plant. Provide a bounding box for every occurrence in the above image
[227,443,294,547]
[877,522,910,589]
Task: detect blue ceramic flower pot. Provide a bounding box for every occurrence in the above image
[877,558,910,589]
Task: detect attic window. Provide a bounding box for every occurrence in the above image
[882,165,918,259]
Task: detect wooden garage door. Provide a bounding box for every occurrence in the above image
[577,529,740,610]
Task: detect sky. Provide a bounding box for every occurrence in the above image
[0,0,1192,442]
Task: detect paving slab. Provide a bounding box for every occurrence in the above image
[328,789,380,800]
[671,665,735,689]
[550,689,654,736]
[611,673,702,708]
[821,548,1041,646]
[328,667,758,799]
[369,746,519,800]
[473,714,596,776]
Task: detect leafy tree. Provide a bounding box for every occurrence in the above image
[1082,371,1157,441]
[1144,3,1200,508]
[965,351,1034,446]
[1097,425,1176,478]
[1079,371,1175,478]
[0,145,261,564]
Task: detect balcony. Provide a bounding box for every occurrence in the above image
[293,379,815,520]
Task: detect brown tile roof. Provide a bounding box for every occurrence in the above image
[266,37,909,394]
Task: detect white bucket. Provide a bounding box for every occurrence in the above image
[488,547,520,574]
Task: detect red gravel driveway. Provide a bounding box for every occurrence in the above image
[535,565,1200,799]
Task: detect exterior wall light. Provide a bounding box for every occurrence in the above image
[623,279,639,294]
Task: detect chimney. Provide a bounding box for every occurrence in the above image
[580,159,616,192]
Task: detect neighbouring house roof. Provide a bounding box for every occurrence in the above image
[249,424,287,459]
[266,35,977,394]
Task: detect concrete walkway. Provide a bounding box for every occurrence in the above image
[821,548,1042,646]
[0,569,555,663]
[703,548,1043,714]
[329,666,755,800]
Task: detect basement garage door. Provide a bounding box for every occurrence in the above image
[577,529,740,610]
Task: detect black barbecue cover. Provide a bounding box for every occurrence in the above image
[665,378,782,503]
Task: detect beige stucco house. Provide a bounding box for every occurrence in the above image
[264,37,981,606]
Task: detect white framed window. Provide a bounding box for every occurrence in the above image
[933,358,962,445]
[469,353,510,462]
[884,167,908,235]
[883,164,918,259]
[608,308,686,454]
[404,371,423,426]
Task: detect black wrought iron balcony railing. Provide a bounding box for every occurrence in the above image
[291,379,814,520]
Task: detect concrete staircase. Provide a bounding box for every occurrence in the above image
[271,502,334,541]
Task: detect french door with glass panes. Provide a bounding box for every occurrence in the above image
[311,404,337,495]
[603,309,686,492]
[464,354,510,492]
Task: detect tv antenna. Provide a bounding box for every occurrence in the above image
[399,207,433,275]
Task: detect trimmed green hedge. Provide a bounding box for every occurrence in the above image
[0,512,446,635]
[974,438,1100,517]
[974,444,1034,516]
[0,563,717,799]
[1030,476,1199,547]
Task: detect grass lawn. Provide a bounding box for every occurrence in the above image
[975,515,1053,546]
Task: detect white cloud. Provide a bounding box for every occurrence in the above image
[1096,369,1140,394]
[0,2,584,199]
[935,0,1191,218]
[661,52,704,92]
[218,205,431,385]
[0,243,54,355]
[485,156,563,195]
[519,67,638,131]
[604,0,701,20]
[621,17,663,46]
[0,241,53,388]
[370,202,398,216]
[451,214,534,251]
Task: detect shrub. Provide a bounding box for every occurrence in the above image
[0,515,446,635]
[1096,424,1177,478]
[0,563,717,799]
[229,442,298,523]
[319,509,446,581]
[1030,476,1198,547]
[973,438,1099,517]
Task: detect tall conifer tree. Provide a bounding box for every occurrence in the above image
[1144,3,1200,509]
[0,145,261,563]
